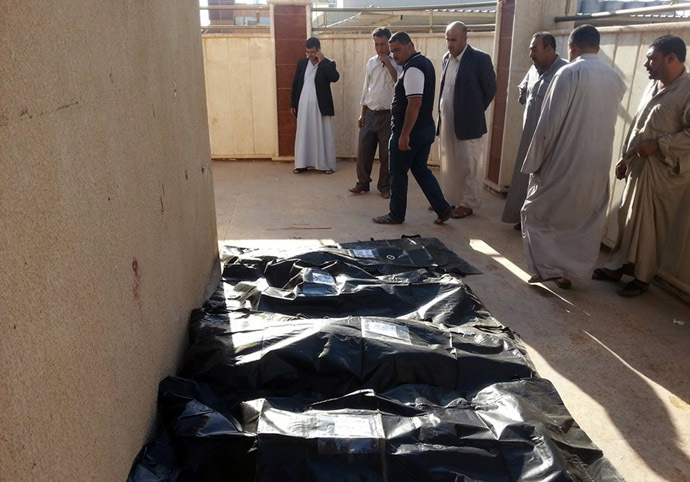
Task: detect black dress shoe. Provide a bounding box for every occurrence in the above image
[380,190,390,199]
[372,214,402,224]
[349,185,369,194]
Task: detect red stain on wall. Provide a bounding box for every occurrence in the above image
[132,258,141,303]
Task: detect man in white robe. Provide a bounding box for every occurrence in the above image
[290,37,339,174]
[521,25,625,289]
[501,32,567,230]
[595,35,690,297]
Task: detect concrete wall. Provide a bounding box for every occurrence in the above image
[0,2,219,481]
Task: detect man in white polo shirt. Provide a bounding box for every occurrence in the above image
[349,28,402,198]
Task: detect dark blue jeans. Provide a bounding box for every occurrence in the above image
[388,125,451,222]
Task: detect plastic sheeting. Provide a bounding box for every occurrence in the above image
[128,237,622,481]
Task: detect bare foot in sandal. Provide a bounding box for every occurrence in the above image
[592,267,623,281]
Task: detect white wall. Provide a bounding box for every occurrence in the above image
[203,34,278,158]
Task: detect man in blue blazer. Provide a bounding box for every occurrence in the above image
[437,21,496,218]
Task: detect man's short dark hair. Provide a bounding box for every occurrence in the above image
[389,31,413,45]
[534,32,556,51]
[651,35,686,63]
[569,24,600,50]
[305,37,320,50]
[372,27,392,40]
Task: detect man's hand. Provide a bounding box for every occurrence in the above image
[615,159,627,180]
[398,133,411,151]
[290,107,296,117]
[635,139,659,157]
[378,53,391,67]
[314,51,325,63]
[357,116,365,128]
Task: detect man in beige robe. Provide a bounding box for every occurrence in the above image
[521,25,625,289]
[594,35,690,297]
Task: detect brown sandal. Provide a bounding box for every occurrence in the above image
[617,280,649,297]
[592,267,622,282]
[555,277,572,289]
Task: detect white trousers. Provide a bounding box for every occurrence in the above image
[439,128,484,210]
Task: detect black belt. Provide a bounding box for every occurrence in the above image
[368,107,390,115]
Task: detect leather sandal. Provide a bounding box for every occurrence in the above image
[293,168,307,174]
[450,206,473,219]
[617,280,649,297]
[592,267,622,282]
[555,277,572,289]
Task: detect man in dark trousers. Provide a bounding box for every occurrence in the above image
[290,37,339,174]
[438,21,496,219]
[373,31,454,225]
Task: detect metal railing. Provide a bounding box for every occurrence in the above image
[312,2,497,34]
[199,2,498,34]
[556,1,690,23]
[200,5,270,33]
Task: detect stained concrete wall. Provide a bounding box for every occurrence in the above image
[0,2,219,481]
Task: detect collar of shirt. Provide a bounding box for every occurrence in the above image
[539,54,563,79]
[449,45,468,66]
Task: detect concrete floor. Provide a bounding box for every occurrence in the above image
[213,159,690,482]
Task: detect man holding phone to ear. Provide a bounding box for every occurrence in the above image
[290,37,340,174]
[349,27,402,198]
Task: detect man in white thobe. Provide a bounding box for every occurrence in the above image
[501,32,567,230]
[595,35,690,297]
[290,37,339,174]
[522,25,625,289]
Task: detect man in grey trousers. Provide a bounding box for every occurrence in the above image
[349,27,402,198]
